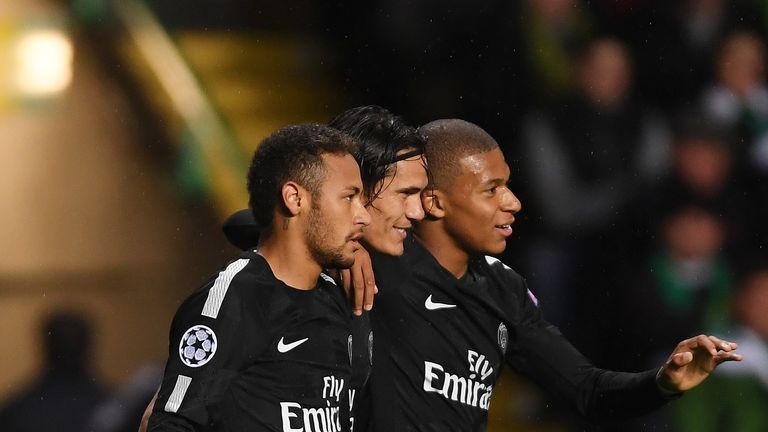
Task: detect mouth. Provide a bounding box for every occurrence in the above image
[349,232,364,242]
[494,223,514,237]
[393,226,410,238]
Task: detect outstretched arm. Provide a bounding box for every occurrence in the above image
[656,334,742,393]
[504,274,743,423]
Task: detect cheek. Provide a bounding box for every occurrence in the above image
[378,196,404,221]
[447,205,486,238]
[366,207,388,232]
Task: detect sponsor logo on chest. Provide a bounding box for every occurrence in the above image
[280,375,345,432]
[422,349,496,410]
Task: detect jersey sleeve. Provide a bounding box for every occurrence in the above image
[500,266,672,423]
[148,258,267,431]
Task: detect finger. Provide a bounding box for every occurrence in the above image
[707,335,732,352]
[361,254,376,311]
[709,335,738,352]
[340,269,352,297]
[351,260,366,316]
[668,351,693,369]
[715,351,743,363]
[695,334,718,356]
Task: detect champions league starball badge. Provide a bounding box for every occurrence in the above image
[179,325,218,367]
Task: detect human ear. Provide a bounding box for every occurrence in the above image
[281,182,305,216]
[421,188,446,219]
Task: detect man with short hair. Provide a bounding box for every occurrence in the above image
[364,118,742,431]
[147,123,370,431]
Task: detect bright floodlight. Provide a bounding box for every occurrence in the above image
[15,29,73,97]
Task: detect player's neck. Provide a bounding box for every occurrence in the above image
[257,224,322,290]
[414,226,469,279]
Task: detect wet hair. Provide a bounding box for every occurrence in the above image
[247,123,357,229]
[418,119,499,189]
[329,105,427,204]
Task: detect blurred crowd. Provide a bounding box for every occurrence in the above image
[0,310,161,432]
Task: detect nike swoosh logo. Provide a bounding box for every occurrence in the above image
[425,294,457,310]
[277,337,309,353]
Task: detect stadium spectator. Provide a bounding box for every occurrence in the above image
[517,0,595,104]
[0,310,109,432]
[700,31,768,174]
[521,37,670,336]
[663,265,768,432]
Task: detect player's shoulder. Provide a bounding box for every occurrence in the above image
[317,272,349,308]
[373,234,436,278]
[477,255,541,309]
[177,250,277,320]
[478,255,524,284]
[225,250,277,289]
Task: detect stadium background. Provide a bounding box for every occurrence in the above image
[1,0,767,430]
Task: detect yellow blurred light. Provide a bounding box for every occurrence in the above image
[14,29,73,97]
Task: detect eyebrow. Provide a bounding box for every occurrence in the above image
[396,185,424,194]
[482,178,508,186]
[344,186,362,195]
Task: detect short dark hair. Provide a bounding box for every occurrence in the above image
[329,105,427,204]
[419,119,499,190]
[247,123,357,229]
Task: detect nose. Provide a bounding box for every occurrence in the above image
[501,188,522,214]
[405,195,426,222]
[356,199,372,227]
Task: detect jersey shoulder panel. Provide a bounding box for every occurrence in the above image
[477,255,543,324]
[174,252,276,326]
[317,271,350,314]
[478,255,527,293]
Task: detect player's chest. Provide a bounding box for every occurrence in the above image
[270,310,349,362]
[398,278,509,373]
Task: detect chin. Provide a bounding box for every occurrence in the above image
[335,255,356,269]
[381,239,405,257]
[483,241,507,256]
[367,238,405,257]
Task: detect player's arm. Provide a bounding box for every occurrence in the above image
[506,302,669,422]
[138,389,158,432]
[148,262,263,431]
[504,274,740,422]
[338,245,377,316]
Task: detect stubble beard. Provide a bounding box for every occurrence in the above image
[305,203,354,269]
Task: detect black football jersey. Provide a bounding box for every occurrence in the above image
[367,236,669,432]
[340,312,373,432]
[148,251,352,432]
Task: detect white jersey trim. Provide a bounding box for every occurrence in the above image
[320,272,337,285]
[484,255,511,270]
[164,375,192,413]
[485,255,539,306]
[202,258,249,319]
